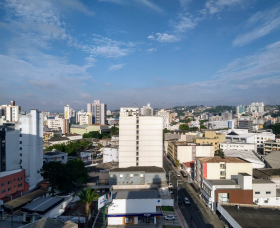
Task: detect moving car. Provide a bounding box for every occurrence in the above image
[185,197,190,205]
[164,215,175,220]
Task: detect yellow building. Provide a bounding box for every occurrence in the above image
[195,130,226,151]
[70,124,109,135]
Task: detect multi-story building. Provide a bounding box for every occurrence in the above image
[247,102,265,114]
[194,157,252,187]
[0,101,20,122]
[140,103,153,116]
[195,130,226,151]
[0,110,43,189]
[43,149,68,164]
[79,112,92,125]
[236,105,246,115]
[220,142,257,152]
[167,141,214,163]
[70,124,109,135]
[221,111,232,121]
[156,109,170,129]
[208,121,229,129]
[46,116,69,134]
[119,108,163,168]
[0,169,29,202]
[238,120,253,131]
[87,100,107,125]
[263,139,280,154]
[64,105,75,123]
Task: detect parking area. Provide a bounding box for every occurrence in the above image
[160,211,181,227]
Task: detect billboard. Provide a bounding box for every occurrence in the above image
[98,191,112,209]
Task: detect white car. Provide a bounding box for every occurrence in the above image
[185,197,190,205]
[177,174,181,177]
[168,183,173,188]
[164,215,175,220]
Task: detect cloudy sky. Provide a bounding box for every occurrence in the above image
[1,0,280,112]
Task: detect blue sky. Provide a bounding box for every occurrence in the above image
[1,0,280,111]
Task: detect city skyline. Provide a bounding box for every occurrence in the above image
[1,0,280,110]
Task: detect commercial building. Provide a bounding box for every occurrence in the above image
[79,112,92,125]
[109,166,165,186]
[107,189,163,226]
[47,116,69,134]
[156,109,170,129]
[195,130,226,151]
[167,141,214,164]
[64,105,75,123]
[0,110,43,189]
[119,108,163,168]
[247,102,265,114]
[220,142,257,152]
[195,157,252,187]
[70,124,110,135]
[208,121,229,129]
[0,169,29,202]
[87,100,107,125]
[238,120,253,131]
[263,139,280,154]
[253,168,280,187]
[140,103,153,116]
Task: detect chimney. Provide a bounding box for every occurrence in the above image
[11,101,15,106]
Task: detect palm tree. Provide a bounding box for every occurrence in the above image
[77,187,99,219]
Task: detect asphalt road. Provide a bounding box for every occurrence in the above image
[163,157,216,228]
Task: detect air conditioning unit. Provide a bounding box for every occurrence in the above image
[264,199,269,203]
[254,199,259,203]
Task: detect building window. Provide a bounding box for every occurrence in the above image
[255,191,260,194]
[18,184,22,187]
[266,191,271,194]
[218,193,229,203]
[8,181,11,184]
[136,162,138,166]
[1,190,5,193]
[20,147,22,150]
[120,174,123,178]
[1,183,5,186]
[18,177,22,181]
[20,134,22,137]
[8,187,11,191]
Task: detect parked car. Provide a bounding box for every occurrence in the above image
[177,173,181,177]
[185,197,190,205]
[180,171,187,177]
[168,183,173,188]
[97,189,100,193]
[178,197,182,204]
[164,215,175,220]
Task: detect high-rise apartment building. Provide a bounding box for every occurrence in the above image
[157,109,170,129]
[87,100,107,125]
[47,116,69,134]
[247,102,265,114]
[0,101,20,122]
[64,105,75,123]
[119,107,163,168]
[140,103,153,116]
[0,110,43,189]
[236,105,246,115]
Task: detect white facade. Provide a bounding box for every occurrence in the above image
[79,112,92,125]
[156,109,170,129]
[64,105,75,122]
[0,102,20,122]
[119,113,163,168]
[47,116,69,134]
[140,103,153,116]
[247,102,265,114]
[120,107,139,117]
[103,147,119,163]
[209,121,229,129]
[253,180,280,206]
[87,100,107,125]
[220,142,257,152]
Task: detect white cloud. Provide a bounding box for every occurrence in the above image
[233,5,280,47]
[179,0,192,9]
[146,48,157,52]
[205,0,244,15]
[171,14,198,33]
[55,0,95,16]
[148,35,155,39]
[135,0,164,13]
[109,63,125,70]
[156,33,180,43]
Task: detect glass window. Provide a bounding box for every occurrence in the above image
[218,193,229,203]
[120,174,123,177]
[1,190,5,193]
[18,183,22,187]
[1,183,5,186]
[266,191,271,194]
[255,191,260,194]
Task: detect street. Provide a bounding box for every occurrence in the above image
[163,157,217,228]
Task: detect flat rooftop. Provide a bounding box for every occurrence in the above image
[252,179,275,184]
[0,169,23,178]
[253,168,280,179]
[206,179,238,186]
[110,166,165,173]
[221,204,280,228]
[197,157,248,163]
[113,189,160,200]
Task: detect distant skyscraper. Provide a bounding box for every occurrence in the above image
[247,102,265,114]
[87,100,107,125]
[64,105,75,123]
[119,107,163,168]
[236,105,246,114]
[140,103,154,116]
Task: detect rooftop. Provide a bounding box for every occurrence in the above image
[0,169,23,178]
[44,151,68,156]
[253,168,280,179]
[223,149,264,166]
[197,157,248,163]
[113,189,160,200]
[20,217,78,228]
[264,151,280,169]
[110,166,165,173]
[221,204,280,228]
[252,179,275,184]
[48,137,69,142]
[206,179,238,186]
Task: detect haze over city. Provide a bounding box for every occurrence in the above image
[1,0,280,111]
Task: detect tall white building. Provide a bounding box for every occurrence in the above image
[140,103,154,116]
[64,105,75,123]
[47,116,69,134]
[119,107,163,168]
[157,109,170,129]
[247,102,265,114]
[87,100,107,125]
[0,110,43,189]
[0,101,20,122]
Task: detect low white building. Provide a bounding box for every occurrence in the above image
[220,142,257,152]
[108,189,163,225]
[43,149,68,164]
[80,151,92,162]
[103,147,119,163]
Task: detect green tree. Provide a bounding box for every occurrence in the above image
[215,149,225,158]
[189,127,199,131]
[272,123,280,135]
[77,187,99,219]
[110,126,119,136]
[174,160,180,167]
[40,162,66,196]
[200,125,207,129]
[101,132,111,139]
[52,134,61,138]
[83,131,102,139]
[179,124,189,131]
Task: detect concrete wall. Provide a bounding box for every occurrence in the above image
[253,183,276,198]
[225,163,252,179]
[177,146,192,163]
[206,163,220,179]
[220,142,257,151]
[103,148,119,163]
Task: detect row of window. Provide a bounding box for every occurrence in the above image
[255,191,271,194]
[1,184,23,193]
[114,174,144,178]
[1,177,22,186]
